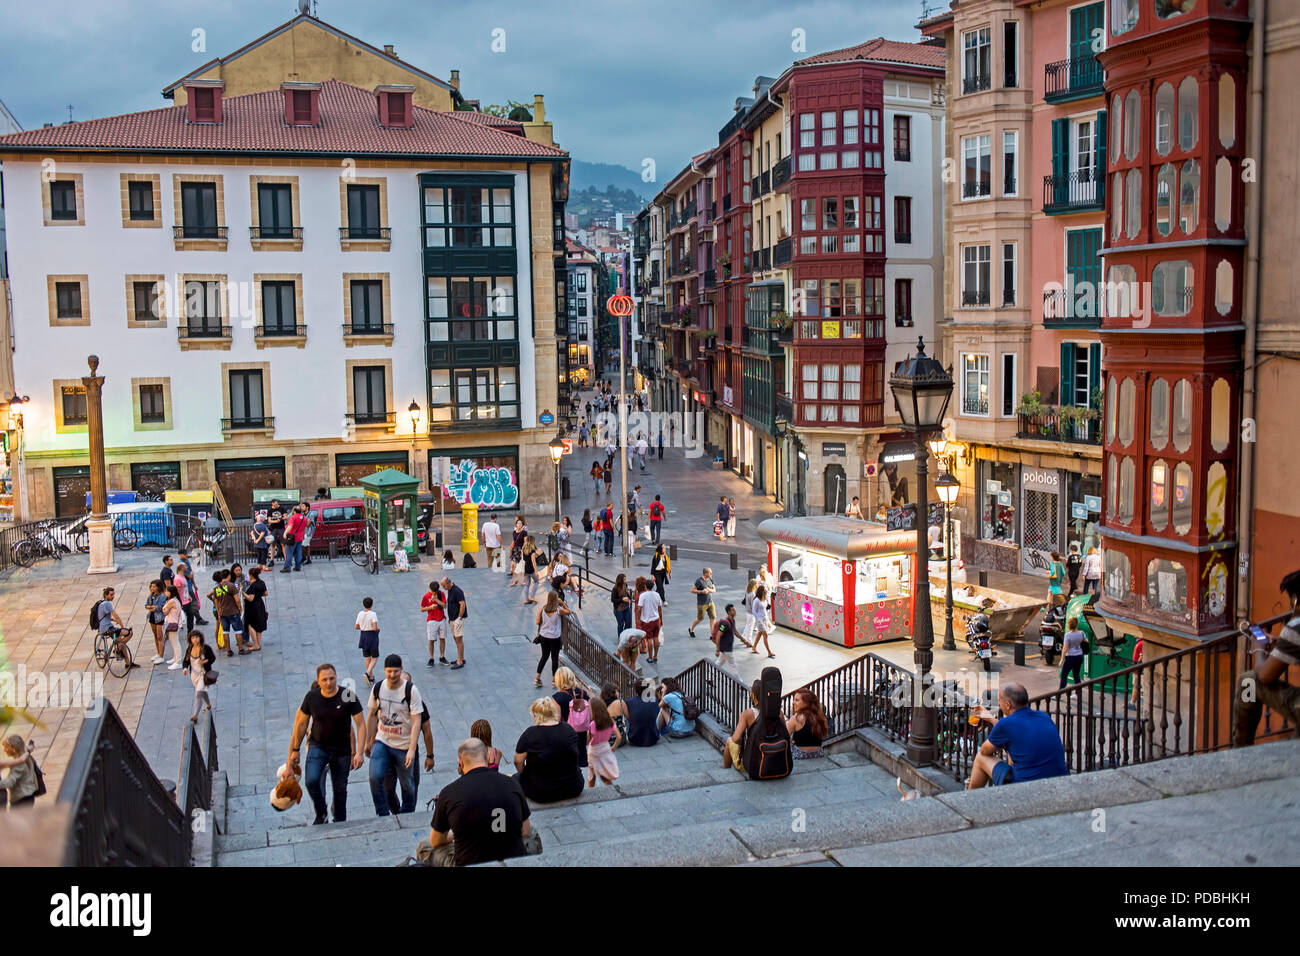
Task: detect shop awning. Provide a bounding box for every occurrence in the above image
[757,515,918,560]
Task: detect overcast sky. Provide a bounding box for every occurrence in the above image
[0,0,927,176]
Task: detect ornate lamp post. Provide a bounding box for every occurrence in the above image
[548,435,566,525]
[407,399,421,489]
[82,355,116,574]
[936,470,960,652]
[889,337,953,766]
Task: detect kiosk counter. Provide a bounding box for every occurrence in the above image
[757,516,918,648]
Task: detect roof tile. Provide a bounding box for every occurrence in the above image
[794,37,946,69]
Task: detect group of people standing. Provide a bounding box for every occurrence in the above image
[248,496,320,573]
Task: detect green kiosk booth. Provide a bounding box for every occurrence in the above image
[359,469,419,564]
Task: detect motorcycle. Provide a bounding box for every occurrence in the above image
[965,612,995,672]
[1039,603,1067,666]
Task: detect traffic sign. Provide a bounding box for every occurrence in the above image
[562,439,573,455]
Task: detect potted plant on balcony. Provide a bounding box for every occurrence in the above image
[717,250,732,278]
[771,311,793,335]
[1016,389,1045,417]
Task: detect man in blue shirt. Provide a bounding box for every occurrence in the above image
[968,683,1067,788]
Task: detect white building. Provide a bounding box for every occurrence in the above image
[0,79,569,519]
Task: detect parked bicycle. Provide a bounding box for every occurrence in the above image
[10,522,70,568]
[348,525,378,574]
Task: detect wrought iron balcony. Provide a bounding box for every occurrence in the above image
[339,226,392,240]
[895,231,912,244]
[704,269,717,288]
[961,395,989,415]
[772,155,792,190]
[961,289,991,307]
[1044,55,1105,102]
[1017,408,1101,444]
[223,416,274,430]
[250,226,302,240]
[174,225,226,240]
[760,170,770,194]
[894,149,911,163]
[774,236,793,266]
[178,323,231,340]
[342,322,395,336]
[1043,288,1102,328]
[258,323,307,337]
[1043,169,1105,213]
[346,411,397,427]
[962,180,991,199]
[962,73,991,95]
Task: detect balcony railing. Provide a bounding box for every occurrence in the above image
[703,268,717,288]
[775,393,794,425]
[342,322,395,336]
[961,395,989,415]
[760,170,770,195]
[772,155,792,190]
[774,236,792,266]
[1044,55,1105,102]
[1043,288,1102,328]
[174,225,226,240]
[223,416,274,430]
[962,180,992,199]
[259,323,307,337]
[178,323,231,340]
[895,231,912,244]
[750,176,759,198]
[339,226,392,241]
[894,149,911,163]
[962,73,991,94]
[721,193,732,213]
[1017,408,1101,444]
[961,289,991,307]
[250,226,303,240]
[1043,169,1105,213]
[346,411,397,427]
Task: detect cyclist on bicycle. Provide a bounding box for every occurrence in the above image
[92,588,138,667]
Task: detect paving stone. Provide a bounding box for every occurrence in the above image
[502,820,753,867]
[214,830,270,853]
[733,794,973,858]
[933,768,1162,826]
[215,844,296,867]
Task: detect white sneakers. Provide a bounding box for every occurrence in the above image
[150,656,165,664]
[167,661,182,670]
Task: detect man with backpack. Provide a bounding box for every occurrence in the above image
[91,587,139,669]
[1065,544,1083,598]
[648,494,665,544]
[364,655,424,816]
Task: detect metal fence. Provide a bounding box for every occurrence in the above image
[177,708,219,819]
[57,699,192,866]
[560,614,640,701]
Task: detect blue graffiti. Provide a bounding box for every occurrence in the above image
[447,461,518,509]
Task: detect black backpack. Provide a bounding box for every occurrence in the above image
[371,679,414,710]
[679,690,701,722]
[743,667,792,781]
[88,600,105,631]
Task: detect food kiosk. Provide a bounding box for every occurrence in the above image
[757,516,919,648]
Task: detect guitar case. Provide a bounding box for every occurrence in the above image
[743,666,792,780]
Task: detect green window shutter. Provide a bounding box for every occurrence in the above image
[1088,344,1101,407]
[1060,342,1076,405]
[1087,228,1103,288]
[1095,109,1108,204]
[1051,118,1068,205]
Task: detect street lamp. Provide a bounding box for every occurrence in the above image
[936,471,960,652]
[889,336,954,767]
[407,399,421,488]
[548,435,566,525]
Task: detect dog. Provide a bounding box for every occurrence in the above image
[270,760,303,812]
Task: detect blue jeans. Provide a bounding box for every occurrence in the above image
[305,745,351,822]
[369,740,416,816]
[615,607,632,633]
[286,541,303,570]
[603,530,614,555]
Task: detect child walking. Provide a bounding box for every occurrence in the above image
[355,596,380,684]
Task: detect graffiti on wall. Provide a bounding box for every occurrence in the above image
[445,460,519,509]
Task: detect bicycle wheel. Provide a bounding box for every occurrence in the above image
[367,546,379,575]
[74,531,89,553]
[12,539,36,568]
[107,640,133,678]
[93,634,110,669]
[114,527,137,550]
[348,535,368,567]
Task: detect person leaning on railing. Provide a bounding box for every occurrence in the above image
[1232,569,1300,747]
[966,683,1068,789]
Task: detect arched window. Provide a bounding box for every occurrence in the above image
[1215,157,1232,232]
[1153,261,1193,316]
[1206,461,1227,536]
[1119,378,1136,446]
[1150,378,1170,449]
[1150,459,1169,531]
[1112,172,1123,239]
[1123,90,1141,161]
[1172,461,1193,534]
[1107,454,1118,519]
[1218,74,1236,148]
[1154,82,1175,156]
[1119,456,1135,523]
[1178,76,1199,151]
[1210,378,1230,451]
[1125,169,1142,238]
[1215,260,1233,316]
[1156,0,1196,19]
[1156,163,1175,236]
[1146,558,1188,614]
[1106,263,1138,320]
[1172,379,1193,453]
[1112,95,1123,157]
[1106,376,1117,444]
[1180,159,1199,233]
[1113,0,1139,33]
[1105,549,1131,601]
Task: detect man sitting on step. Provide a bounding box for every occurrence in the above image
[1233,569,1300,747]
[967,683,1068,789]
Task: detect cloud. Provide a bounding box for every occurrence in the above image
[0,0,924,173]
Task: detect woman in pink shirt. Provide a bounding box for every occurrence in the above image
[586,696,621,787]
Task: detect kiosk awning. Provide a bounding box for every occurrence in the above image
[757,515,918,559]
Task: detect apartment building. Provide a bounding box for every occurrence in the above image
[566,240,600,382]
[0,74,568,520]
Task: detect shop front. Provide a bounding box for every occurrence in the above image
[214,457,286,519]
[434,446,520,511]
[52,465,91,518]
[130,461,182,501]
[758,515,918,648]
[336,451,410,489]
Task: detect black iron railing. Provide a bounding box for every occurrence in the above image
[961,289,990,307]
[258,323,307,337]
[760,170,770,194]
[962,395,989,415]
[962,180,991,199]
[560,614,640,703]
[222,416,274,430]
[894,149,912,163]
[177,709,218,820]
[1043,169,1104,213]
[896,231,912,244]
[178,323,232,340]
[1044,55,1104,102]
[250,226,303,240]
[1017,408,1101,444]
[339,226,391,240]
[774,236,792,266]
[772,156,791,190]
[346,411,397,426]
[704,269,716,288]
[174,225,226,241]
[963,73,991,94]
[342,323,395,336]
[58,699,192,866]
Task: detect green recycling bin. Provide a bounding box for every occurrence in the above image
[359,468,420,564]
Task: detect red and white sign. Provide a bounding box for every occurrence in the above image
[872,608,893,632]
[562,439,573,455]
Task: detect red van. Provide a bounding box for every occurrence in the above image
[307,498,365,553]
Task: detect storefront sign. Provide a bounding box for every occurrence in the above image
[1021,467,1060,490]
[1084,494,1101,513]
[985,480,1002,495]
[872,608,893,631]
[1071,501,1088,520]
[822,442,846,457]
[998,491,1013,506]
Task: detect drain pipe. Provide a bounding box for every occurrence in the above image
[1237,0,1266,627]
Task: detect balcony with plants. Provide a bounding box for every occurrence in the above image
[1016,389,1101,445]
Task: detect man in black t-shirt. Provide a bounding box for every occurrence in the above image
[415,738,536,867]
[289,663,366,825]
[624,678,661,747]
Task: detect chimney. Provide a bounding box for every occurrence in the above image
[449,69,460,91]
[184,78,225,124]
[532,94,545,125]
[383,44,395,56]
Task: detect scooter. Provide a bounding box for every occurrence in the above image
[1039,603,1067,666]
[965,612,995,672]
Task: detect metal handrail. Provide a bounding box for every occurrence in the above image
[339,226,392,240]
[250,226,303,240]
[342,322,395,336]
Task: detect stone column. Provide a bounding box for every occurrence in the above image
[82,355,116,574]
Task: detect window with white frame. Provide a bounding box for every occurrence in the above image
[1000,353,1018,417]
[963,28,991,92]
[1002,242,1017,305]
[1002,130,1018,195]
[962,135,992,198]
[963,354,991,415]
[962,244,991,306]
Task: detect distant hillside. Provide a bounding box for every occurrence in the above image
[570,160,657,201]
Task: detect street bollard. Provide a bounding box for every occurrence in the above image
[729,552,738,570]
[979,570,988,588]
[329,540,338,561]
[1014,642,1026,667]
[669,544,677,562]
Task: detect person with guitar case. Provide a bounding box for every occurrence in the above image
[743,666,792,780]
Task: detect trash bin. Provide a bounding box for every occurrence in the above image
[561,476,571,500]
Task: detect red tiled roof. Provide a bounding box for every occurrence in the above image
[795,37,946,69]
[447,110,525,130]
[0,80,566,158]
